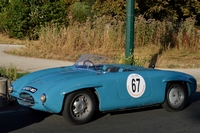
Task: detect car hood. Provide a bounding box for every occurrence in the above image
[30,68,82,84]
[12,66,97,92]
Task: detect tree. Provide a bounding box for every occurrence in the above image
[136,0,200,22]
[92,0,126,20]
[0,0,69,39]
[92,0,200,24]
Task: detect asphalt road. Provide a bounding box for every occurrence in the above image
[0,92,200,133]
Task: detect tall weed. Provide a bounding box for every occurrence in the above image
[0,66,28,81]
[176,17,200,51]
[35,17,125,60]
[6,16,200,66]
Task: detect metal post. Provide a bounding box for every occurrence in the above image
[125,0,134,64]
[0,77,8,108]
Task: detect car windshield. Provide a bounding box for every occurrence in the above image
[73,54,116,70]
[73,54,143,72]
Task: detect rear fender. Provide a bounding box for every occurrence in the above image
[162,76,192,84]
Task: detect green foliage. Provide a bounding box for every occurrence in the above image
[70,2,93,22]
[136,0,200,22]
[92,0,126,20]
[4,0,30,38]
[0,0,8,32]
[1,0,200,39]
[124,56,147,66]
[134,56,149,66]
[0,66,29,81]
[116,53,148,66]
[0,0,8,12]
[0,0,69,39]
[65,0,95,5]
[92,0,200,24]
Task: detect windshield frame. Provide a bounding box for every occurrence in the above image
[73,54,116,71]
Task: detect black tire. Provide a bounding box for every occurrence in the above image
[62,90,96,125]
[162,83,187,112]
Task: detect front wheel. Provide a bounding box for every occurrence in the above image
[162,83,187,112]
[62,90,96,125]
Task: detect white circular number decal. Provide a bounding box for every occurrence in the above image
[126,74,146,98]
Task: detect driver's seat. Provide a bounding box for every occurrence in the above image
[105,67,120,72]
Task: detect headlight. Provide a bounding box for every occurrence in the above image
[40,94,46,103]
[8,85,13,93]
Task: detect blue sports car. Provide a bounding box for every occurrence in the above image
[9,54,197,125]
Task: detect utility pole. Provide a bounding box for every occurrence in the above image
[125,0,134,64]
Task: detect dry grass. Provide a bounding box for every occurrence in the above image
[1,17,200,68]
[156,48,200,68]
[0,34,28,45]
[4,38,200,68]
[5,20,125,62]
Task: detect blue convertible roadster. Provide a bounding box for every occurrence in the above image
[9,54,197,124]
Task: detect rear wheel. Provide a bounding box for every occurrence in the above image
[62,90,96,125]
[162,83,187,111]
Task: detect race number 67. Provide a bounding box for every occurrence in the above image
[127,74,146,98]
[132,78,140,93]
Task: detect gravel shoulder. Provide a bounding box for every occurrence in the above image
[0,44,73,72]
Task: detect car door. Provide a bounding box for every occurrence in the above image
[115,70,152,107]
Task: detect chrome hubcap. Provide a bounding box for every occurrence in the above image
[168,85,184,107]
[72,95,91,118]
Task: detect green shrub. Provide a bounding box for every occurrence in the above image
[70,2,93,23]
[0,0,69,39]
[0,0,8,32]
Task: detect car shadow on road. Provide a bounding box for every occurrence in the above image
[100,91,200,118]
[186,91,200,107]
[0,107,52,133]
[185,91,200,122]
[108,105,163,117]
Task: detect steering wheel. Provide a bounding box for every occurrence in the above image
[83,60,97,70]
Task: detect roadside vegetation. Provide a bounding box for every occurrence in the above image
[0,66,29,81]
[3,16,200,68]
[0,0,200,68]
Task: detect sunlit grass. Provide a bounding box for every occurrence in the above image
[1,16,200,68]
[0,65,29,81]
[0,34,27,45]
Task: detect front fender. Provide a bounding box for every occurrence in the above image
[61,83,102,95]
[44,82,102,113]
